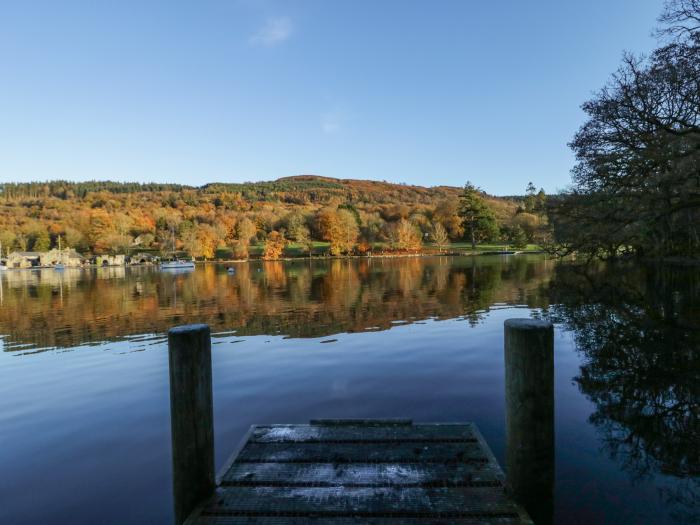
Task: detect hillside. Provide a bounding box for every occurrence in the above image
[0,176,546,258]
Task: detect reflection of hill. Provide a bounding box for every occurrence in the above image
[0,255,552,352]
[545,263,700,523]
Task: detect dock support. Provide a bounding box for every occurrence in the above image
[168,324,215,525]
[504,318,554,525]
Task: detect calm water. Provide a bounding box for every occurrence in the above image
[0,256,697,524]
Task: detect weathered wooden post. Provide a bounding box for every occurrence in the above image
[504,319,554,525]
[168,324,215,525]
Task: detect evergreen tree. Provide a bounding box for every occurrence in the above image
[459,182,498,249]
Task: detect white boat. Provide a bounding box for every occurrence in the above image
[0,265,7,271]
[160,259,195,270]
[54,237,66,270]
[160,229,195,270]
[227,267,236,274]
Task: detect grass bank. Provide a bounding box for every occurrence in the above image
[213,242,543,262]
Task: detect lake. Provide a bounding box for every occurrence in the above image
[0,255,697,524]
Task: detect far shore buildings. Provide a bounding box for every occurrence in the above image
[3,250,142,268]
[5,249,85,268]
[41,248,84,267]
[5,251,42,269]
[129,252,160,265]
[94,254,126,267]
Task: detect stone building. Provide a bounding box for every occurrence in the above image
[94,254,126,266]
[129,252,160,265]
[40,248,84,267]
[6,252,41,268]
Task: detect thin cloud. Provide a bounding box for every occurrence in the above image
[321,111,342,134]
[321,108,353,135]
[250,17,293,47]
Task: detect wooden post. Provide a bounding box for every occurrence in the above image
[168,324,215,525]
[504,318,554,525]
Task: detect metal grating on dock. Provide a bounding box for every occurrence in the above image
[185,419,533,524]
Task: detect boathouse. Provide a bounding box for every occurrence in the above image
[40,248,84,267]
[6,251,41,268]
[94,254,126,266]
[129,252,160,265]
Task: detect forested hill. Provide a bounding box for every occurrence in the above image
[0,176,547,258]
[1,176,464,204]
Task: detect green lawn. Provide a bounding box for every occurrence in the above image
[437,242,541,252]
[246,241,541,258]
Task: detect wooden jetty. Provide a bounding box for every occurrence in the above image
[168,320,554,525]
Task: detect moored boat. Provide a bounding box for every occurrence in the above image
[160,259,195,270]
[54,237,66,270]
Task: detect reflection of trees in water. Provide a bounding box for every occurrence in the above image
[0,255,552,352]
[545,264,700,523]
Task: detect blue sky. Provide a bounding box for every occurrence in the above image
[0,0,661,194]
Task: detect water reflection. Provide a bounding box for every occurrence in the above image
[0,255,551,353]
[545,263,700,523]
[1,255,698,523]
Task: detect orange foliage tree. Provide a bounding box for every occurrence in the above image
[263,231,286,260]
[316,208,359,255]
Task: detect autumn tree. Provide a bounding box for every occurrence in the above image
[26,226,50,251]
[380,204,411,222]
[102,233,132,254]
[111,212,134,237]
[263,230,286,260]
[283,212,314,255]
[391,219,423,251]
[183,223,218,259]
[155,212,182,252]
[63,226,88,251]
[237,217,256,244]
[316,208,359,255]
[359,215,385,244]
[129,212,156,238]
[0,230,16,254]
[284,212,311,243]
[235,217,257,258]
[460,182,499,249]
[216,213,237,246]
[433,199,464,240]
[512,212,540,242]
[15,233,28,251]
[431,222,449,252]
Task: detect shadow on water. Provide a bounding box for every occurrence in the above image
[544,262,700,524]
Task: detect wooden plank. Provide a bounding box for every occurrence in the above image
[250,424,477,443]
[235,442,488,463]
[194,517,525,524]
[202,486,519,516]
[186,421,534,525]
[222,462,503,487]
[309,419,413,426]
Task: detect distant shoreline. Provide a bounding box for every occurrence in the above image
[0,248,547,271]
[207,249,546,264]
